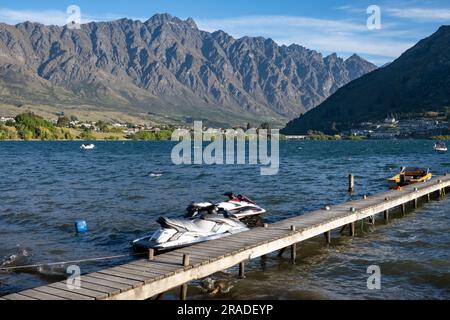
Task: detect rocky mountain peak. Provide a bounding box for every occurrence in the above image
[0,14,377,126]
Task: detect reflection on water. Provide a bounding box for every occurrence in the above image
[0,140,449,299]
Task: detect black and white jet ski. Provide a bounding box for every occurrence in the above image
[186,192,266,220]
[132,193,266,252]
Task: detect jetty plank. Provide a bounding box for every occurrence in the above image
[49,282,108,300]
[33,286,94,300]
[81,275,132,292]
[2,293,38,300]
[98,269,149,283]
[88,272,143,288]
[18,289,68,300]
[76,281,120,296]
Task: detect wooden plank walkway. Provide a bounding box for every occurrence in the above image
[2,174,450,300]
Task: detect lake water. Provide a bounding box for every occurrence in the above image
[0,140,449,299]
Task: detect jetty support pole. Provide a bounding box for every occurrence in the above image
[324,230,331,244]
[426,193,431,203]
[384,210,389,221]
[401,203,406,215]
[290,226,297,264]
[349,174,355,193]
[349,222,355,237]
[239,262,246,279]
[180,254,190,300]
[414,198,418,209]
[148,249,155,261]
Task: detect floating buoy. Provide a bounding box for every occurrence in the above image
[75,220,88,234]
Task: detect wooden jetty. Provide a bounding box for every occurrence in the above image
[2,174,450,300]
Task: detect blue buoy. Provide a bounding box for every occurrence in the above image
[75,220,88,234]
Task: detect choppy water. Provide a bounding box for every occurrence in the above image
[0,140,449,299]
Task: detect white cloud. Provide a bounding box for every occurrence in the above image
[386,7,450,21]
[0,7,144,26]
[0,8,69,25]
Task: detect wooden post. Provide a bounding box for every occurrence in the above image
[180,283,188,301]
[148,249,155,261]
[401,203,406,215]
[182,254,190,268]
[291,226,297,264]
[349,222,355,237]
[384,210,389,221]
[291,243,297,264]
[369,216,375,225]
[427,193,431,203]
[180,254,190,300]
[413,198,418,209]
[239,262,246,279]
[348,174,355,193]
[324,231,331,244]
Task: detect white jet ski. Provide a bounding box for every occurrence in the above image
[132,193,265,252]
[132,206,249,252]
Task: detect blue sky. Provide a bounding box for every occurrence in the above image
[0,0,449,65]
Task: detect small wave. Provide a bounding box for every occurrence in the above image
[0,249,30,270]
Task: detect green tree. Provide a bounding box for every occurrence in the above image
[79,130,96,140]
[96,120,110,132]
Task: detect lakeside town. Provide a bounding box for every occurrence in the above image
[350,114,450,139]
[1,112,450,141]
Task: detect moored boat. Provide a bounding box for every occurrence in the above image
[434,142,448,152]
[80,144,95,150]
[388,167,432,189]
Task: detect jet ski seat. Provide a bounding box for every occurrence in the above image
[157,217,214,233]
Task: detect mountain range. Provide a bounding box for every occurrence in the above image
[0,13,376,127]
[282,26,450,135]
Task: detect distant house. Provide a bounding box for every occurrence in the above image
[123,128,139,135]
[285,135,307,140]
[0,117,15,123]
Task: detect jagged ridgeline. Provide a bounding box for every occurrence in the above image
[0,14,376,127]
[282,26,450,135]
